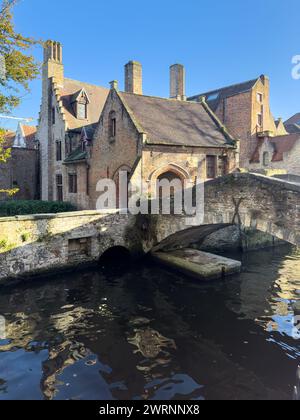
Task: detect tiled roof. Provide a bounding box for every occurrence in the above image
[119,92,236,148]
[285,113,300,126]
[250,134,300,163]
[64,146,87,164]
[21,124,37,148]
[188,78,259,112]
[271,134,300,162]
[68,123,98,139]
[284,123,300,134]
[60,78,109,130]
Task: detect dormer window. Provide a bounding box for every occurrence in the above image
[71,89,90,120]
[77,101,87,120]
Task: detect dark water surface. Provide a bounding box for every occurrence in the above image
[0,246,300,400]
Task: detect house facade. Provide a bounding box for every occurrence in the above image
[188,76,286,168]
[38,41,239,210]
[249,133,300,175]
[37,41,109,205]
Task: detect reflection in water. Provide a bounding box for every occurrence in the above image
[0,245,299,400]
[293,366,300,400]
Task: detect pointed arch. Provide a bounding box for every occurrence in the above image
[148,163,190,183]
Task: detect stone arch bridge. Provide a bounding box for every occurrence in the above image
[141,172,300,252]
[0,173,299,281]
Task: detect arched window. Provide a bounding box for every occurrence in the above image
[109,111,117,139]
[263,152,270,166]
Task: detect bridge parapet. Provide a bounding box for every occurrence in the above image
[148,173,300,251]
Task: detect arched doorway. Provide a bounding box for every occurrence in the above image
[157,170,184,198]
[152,165,190,214]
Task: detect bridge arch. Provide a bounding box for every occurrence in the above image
[99,245,132,268]
[143,173,300,252]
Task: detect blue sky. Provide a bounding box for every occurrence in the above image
[2,0,300,130]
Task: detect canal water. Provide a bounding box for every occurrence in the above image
[0,245,299,400]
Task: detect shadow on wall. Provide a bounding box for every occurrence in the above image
[0,211,145,282]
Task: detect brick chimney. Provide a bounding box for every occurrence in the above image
[125,61,143,95]
[170,64,186,100]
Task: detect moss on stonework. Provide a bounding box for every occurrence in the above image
[20,232,31,243]
[37,227,53,243]
[0,239,17,253]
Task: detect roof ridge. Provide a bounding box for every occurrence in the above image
[200,100,237,145]
[189,77,260,98]
[64,77,109,91]
[117,91,146,134]
[121,91,207,106]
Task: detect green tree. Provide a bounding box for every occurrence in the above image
[0,0,39,195]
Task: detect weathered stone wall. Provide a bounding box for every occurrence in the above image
[151,173,300,251]
[0,211,141,281]
[0,148,39,201]
[1,173,299,282]
[141,145,237,185]
[65,162,89,210]
[202,173,300,245]
[199,226,285,252]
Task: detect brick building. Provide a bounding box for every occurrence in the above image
[188,76,286,168]
[38,41,239,210]
[0,123,39,201]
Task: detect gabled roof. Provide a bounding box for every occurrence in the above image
[271,134,300,162]
[284,123,300,134]
[274,118,288,136]
[188,77,260,112]
[70,88,90,104]
[20,124,37,148]
[2,125,36,149]
[119,92,236,148]
[60,78,109,130]
[68,123,98,140]
[285,113,300,126]
[250,133,300,163]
